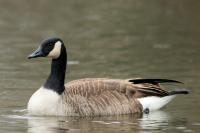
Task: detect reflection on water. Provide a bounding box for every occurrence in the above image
[28,117,66,133]
[7,111,193,133]
[139,111,170,131]
[27,111,169,133]
[22,111,198,133]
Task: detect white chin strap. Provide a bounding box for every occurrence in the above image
[48,41,62,59]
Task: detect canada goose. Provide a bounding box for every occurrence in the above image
[27,37,189,116]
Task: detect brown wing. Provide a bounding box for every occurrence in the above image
[65,78,127,97]
[64,78,142,116]
[62,78,181,116]
[128,78,183,97]
[65,78,180,98]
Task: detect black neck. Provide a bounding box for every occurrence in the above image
[44,46,67,95]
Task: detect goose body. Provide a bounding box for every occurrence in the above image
[27,38,188,116]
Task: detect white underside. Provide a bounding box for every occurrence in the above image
[28,87,64,116]
[137,95,176,112]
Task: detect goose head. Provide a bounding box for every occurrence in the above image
[28,38,65,59]
[28,37,67,95]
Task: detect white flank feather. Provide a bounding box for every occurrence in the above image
[137,95,176,112]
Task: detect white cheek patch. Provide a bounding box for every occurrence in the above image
[48,41,62,59]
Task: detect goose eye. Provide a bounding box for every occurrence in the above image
[43,44,54,54]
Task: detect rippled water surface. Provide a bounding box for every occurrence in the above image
[0,0,200,133]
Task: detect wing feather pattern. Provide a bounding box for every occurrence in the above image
[62,78,181,116]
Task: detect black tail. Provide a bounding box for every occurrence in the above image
[129,78,183,84]
[168,90,189,95]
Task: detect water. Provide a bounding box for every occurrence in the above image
[0,0,200,133]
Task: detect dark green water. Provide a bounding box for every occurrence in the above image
[0,0,199,133]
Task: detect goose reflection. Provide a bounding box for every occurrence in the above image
[28,111,170,133]
[138,111,170,131]
[28,117,69,133]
